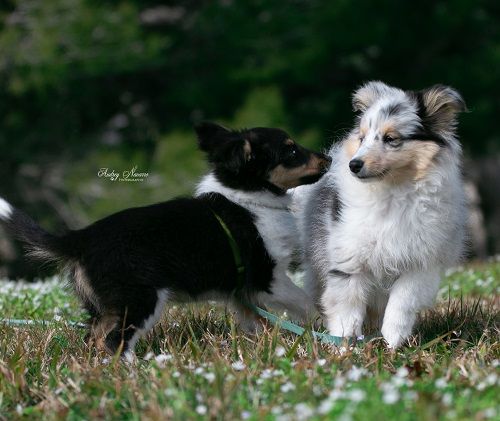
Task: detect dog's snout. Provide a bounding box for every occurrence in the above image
[349,159,364,174]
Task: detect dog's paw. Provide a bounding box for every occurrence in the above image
[381,324,409,349]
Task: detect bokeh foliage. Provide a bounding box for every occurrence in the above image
[0,0,498,275]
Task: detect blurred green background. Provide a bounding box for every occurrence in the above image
[0,0,499,278]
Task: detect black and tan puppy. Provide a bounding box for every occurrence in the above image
[0,122,330,357]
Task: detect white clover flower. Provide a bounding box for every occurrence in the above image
[275,346,286,357]
[164,388,175,397]
[395,367,409,378]
[347,366,366,381]
[231,361,246,371]
[172,371,180,378]
[280,382,296,393]
[194,367,204,375]
[204,372,216,383]
[318,399,334,415]
[196,405,207,415]
[295,403,314,418]
[347,389,365,402]
[154,354,172,366]
[435,377,448,389]
[143,352,154,361]
[241,411,252,419]
[382,389,400,404]
[328,389,345,401]
[334,376,346,389]
[442,393,453,406]
[316,358,327,367]
[483,408,497,419]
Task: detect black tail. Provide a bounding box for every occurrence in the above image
[0,197,68,264]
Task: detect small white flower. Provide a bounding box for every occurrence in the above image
[231,361,246,371]
[53,314,62,322]
[196,405,207,415]
[241,410,252,419]
[483,408,497,419]
[295,403,314,418]
[143,352,154,361]
[280,382,296,393]
[334,376,346,389]
[317,358,327,367]
[395,367,409,378]
[435,377,448,389]
[329,389,344,400]
[347,389,365,402]
[16,404,23,415]
[204,372,216,383]
[101,358,110,366]
[155,354,172,363]
[194,367,204,375]
[164,388,175,397]
[347,366,366,381]
[275,346,286,357]
[382,389,400,404]
[318,399,334,415]
[172,371,180,378]
[442,393,453,406]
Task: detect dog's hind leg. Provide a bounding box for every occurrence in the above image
[103,288,169,359]
[258,266,318,323]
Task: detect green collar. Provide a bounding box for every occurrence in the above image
[210,209,245,288]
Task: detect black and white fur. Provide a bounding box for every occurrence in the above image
[298,82,467,348]
[0,122,330,357]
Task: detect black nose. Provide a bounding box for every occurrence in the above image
[349,159,364,174]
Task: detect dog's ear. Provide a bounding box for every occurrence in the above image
[214,138,253,173]
[195,122,232,152]
[418,85,467,137]
[352,81,391,112]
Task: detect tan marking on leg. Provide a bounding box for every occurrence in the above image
[92,314,120,352]
[74,264,101,312]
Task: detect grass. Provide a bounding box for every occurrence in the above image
[0,261,498,420]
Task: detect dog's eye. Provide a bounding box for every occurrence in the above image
[383,135,401,147]
[288,145,297,156]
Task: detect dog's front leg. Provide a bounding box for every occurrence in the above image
[381,269,440,348]
[321,272,368,338]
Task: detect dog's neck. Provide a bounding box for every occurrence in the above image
[195,173,292,211]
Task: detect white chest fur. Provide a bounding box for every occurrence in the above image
[195,174,298,264]
[327,149,466,280]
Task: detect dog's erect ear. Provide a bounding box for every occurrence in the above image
[215,138,253,173]
[352,81,392,112]
[195,122,232,152]
[418,85,467,137]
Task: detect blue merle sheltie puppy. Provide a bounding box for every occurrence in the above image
[0,122,330,357]
[297,82,467,348]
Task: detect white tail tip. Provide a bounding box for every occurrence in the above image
[0,197,13,220]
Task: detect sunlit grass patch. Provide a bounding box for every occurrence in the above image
[0,262,498,419]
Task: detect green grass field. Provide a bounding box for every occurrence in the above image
[0,261,498,420]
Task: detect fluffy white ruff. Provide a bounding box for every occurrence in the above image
[299,142,466,347]
[0,197,13,220]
